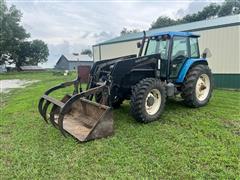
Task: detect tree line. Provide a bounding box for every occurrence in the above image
[0,0,49,70]
[121,0,240,35]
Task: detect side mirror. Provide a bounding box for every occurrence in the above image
[202,48,212,58]
[137,42,142,48]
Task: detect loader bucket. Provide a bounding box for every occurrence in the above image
[38,80,113,142]
[55,98,113,141]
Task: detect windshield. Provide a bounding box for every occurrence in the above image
[145,36,170,60]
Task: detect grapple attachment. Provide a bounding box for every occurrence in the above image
[38,79,113,142]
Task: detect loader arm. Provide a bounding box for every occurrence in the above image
[87,54,137,89]
[110,54,159,87]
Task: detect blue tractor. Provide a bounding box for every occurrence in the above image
[39,31,213,141]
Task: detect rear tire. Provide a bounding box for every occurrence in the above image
[181,64,213,107]
[130,78,166,123]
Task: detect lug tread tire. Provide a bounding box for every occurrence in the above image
[130,78,166,123]
[181,64,213,107]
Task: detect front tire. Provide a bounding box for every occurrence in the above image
[181,64,213,107]
[130,78,166,123]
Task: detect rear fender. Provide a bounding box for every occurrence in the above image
[176,58,208,83]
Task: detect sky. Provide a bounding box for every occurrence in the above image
[7,0,223,67]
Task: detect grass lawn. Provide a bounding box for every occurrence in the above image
[0,72,239,179]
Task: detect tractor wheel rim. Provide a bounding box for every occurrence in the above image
[145,89,161,115]
[195,74,210,101]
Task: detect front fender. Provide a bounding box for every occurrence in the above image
[176,58,208,83]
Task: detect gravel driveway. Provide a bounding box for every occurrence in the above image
[0,79,39,93]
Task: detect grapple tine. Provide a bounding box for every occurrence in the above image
[42,101,51,122]
[49,105,59,128]
[58,113,66,137]
[38,98,49,124]
[38,98,45,117]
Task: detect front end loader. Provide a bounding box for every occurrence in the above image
[38,31,213,142]
[38,54,135,142]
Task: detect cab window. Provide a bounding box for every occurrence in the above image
[171,36,188,60]
[157,39,169,60]
[190,37,200,58]
[145,36,170,60]
[146,39,157,55]
[170,36,188,78]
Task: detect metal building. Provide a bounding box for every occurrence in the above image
[93,15,240,89]
[55,54,93,71]
[20,66,45,71]
[0,65,7,73]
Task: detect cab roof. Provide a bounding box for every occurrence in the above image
[150,31,200,38]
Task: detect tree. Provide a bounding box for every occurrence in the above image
[150,16,178,29]
[15,41,32,68]
[0,0,49,69]
[13,40,49,69]
[81,49,92,57]
[181,3,221,24]
[28,40,49,65]
[150,0,240,29]
[120,28,140,35]
[0,0,30,65]
[218,0,240,17]
[200,3,221,19]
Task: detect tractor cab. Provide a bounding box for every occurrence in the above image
[139,32,203,80]
[141,31,200,58]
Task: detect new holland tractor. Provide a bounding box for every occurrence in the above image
[38,31,213,142]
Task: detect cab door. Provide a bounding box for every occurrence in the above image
[170,36,189,79]
[144,36,170,79]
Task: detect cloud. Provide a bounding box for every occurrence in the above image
[7,0,207,67]
[175,0,223,18]
[81,31,91,39]
[93,31,115,42]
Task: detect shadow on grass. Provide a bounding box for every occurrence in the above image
[113,97,189,126]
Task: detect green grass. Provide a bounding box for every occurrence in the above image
[0,72,239,179]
